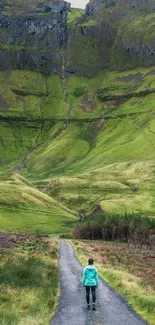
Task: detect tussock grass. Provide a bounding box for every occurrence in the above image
[0,174,75,213]
[0,238,59,325]
[35,160,155,218]
[72,240,155,325]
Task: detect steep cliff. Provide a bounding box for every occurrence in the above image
[0,0,70,72]
[0,0,155,73]
[67,0,155,74]
[86,0,155,15]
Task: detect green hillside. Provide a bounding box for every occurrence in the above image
[0,3,155,325]
[1,67,155,232]
[0,174,76,234]
[0,1,155,235]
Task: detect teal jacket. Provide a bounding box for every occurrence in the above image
[82,265,99,287]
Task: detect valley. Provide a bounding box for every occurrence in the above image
[0,1,155,324]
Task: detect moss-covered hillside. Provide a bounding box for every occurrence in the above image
[1,66,155,225]
[0,0,155,234]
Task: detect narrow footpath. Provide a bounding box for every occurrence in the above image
[51,240,148,325]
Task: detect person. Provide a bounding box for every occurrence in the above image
[82,258,99,310]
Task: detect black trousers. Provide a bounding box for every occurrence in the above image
[85,286,96,304]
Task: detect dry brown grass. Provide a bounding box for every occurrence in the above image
[72,240,155,324]
[73,240,155,289]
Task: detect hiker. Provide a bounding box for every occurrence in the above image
[82,258,99,310]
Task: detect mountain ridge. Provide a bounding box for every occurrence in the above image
[0,0,155,73]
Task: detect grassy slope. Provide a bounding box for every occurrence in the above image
[72,240,155,325]
[20,67,155,218]
[26,67,155,176]
[34,161,155,217]
[0,71,67,119]
[0,70,68,176]
[1,68,155,219]
[0,70,78,235]
[0,174,76,235]
[0,238,59,325]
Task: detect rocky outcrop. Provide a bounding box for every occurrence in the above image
[66,0,155,74]
[0,0,70,72]
[0,1,70,48]
[121,35,155,58]
[0,0,155,74]
[86,0,155,16]
[85,0,116,15]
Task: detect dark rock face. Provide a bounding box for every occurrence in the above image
[0,3,70,48]
[0,0,70,72]
[76,0,155,73]
[86,0,116,15]
[66,18,117,75]
[0,0,155,74]
[86,0,155,16]
[121,35,155,58]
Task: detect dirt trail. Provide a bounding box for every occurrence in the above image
[51,240,148,325]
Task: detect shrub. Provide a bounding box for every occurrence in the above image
[72,212,155,248]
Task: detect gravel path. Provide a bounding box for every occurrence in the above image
[51,240,148,325]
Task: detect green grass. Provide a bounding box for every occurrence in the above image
[0,238,59,325]
[26,122,90,179]
[0,208,76,235]
[34,159,155,220]
[1,68,155,229]
[44,75,68,118]
[67,8,84,26]
[0,70,46,118]
[64,113,155,175]
[0,174,76,235]
[0,70,67,119]
[62,67,155,119]
[19,68,155,220]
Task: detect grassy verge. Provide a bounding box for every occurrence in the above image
[0,237,59,325]
[72,240,155,325]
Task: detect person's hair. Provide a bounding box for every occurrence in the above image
[88,258,94,265]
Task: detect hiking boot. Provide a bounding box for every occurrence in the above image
[87,304,90,310]
[92,303,96,311]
